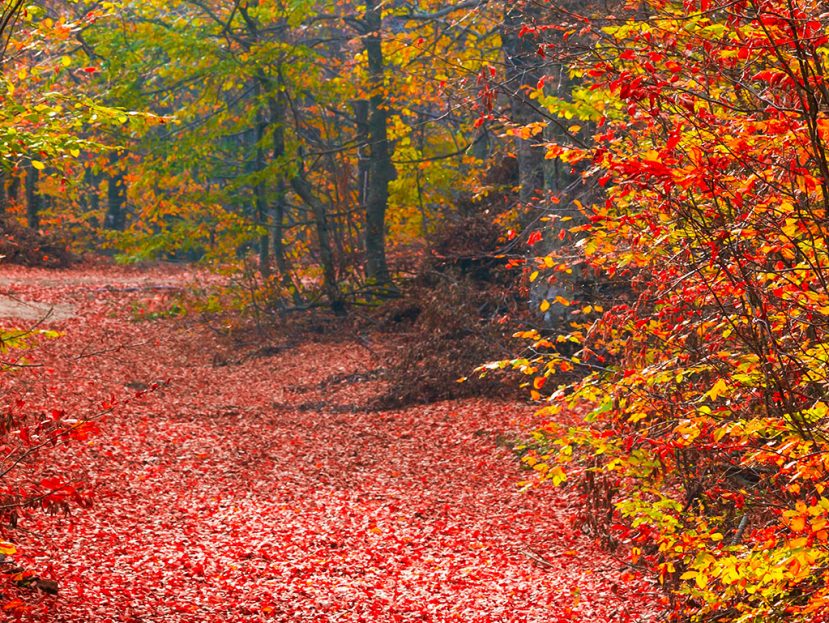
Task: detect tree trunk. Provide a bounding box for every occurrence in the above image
[291,170,345,315]
[0,171,7,216]
[353,100,370,218]
[105,152,127,230]
[25,163,40,229]
[250,81,271,278]
[83,165,100,221]
[255,124,271,278]
[8,171,19,207]
[266,89,293,290]
[502,0,545,204]
[362,0,395,291]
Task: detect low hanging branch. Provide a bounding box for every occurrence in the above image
[0,0,25,65]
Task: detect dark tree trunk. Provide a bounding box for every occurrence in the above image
[105,153,127,231]
[353,100,370,217]
[291,171,345,315]
[85,166,101,225]
[266,89,292,289]
[273,177,288,278]
[8,171,19,206]
[471,124,491,162]
[0,171,7,216]
[362,0,395,290]
[25,164,40,229]
[254,96,271,278]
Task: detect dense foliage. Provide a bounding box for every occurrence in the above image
[514,0,829,620]
[17,0,501,307]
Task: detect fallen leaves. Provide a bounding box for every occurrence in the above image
[0,264,659,622]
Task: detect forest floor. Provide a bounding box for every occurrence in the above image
[0,264,661,622]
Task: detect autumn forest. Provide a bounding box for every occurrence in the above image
[0,0,827,621]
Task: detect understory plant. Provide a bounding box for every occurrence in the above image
[508,0,829,620]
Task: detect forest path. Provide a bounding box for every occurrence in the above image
[0,265,659,623]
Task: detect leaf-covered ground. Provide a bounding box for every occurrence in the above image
[0,265,660,622]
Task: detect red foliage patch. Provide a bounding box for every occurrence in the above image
[0,265,660,622]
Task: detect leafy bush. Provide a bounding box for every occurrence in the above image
[376,204,522,407]
[514,2,829,621]
[0,327,101,610]
[0,217,73,268]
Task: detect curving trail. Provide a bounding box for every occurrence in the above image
[0,265,660,623]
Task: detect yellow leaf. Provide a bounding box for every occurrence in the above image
[0,542,15,555]
[540,299,551,312]
[549,465,567,486]
[791,516,807,532]
[705,378,729,401]
[61,55,71,67]
[69,148,80,158]
[529,271,539,283]
[31,160,45,170]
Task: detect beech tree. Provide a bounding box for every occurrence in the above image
[356,0,394,290]
[43,0,497,310]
